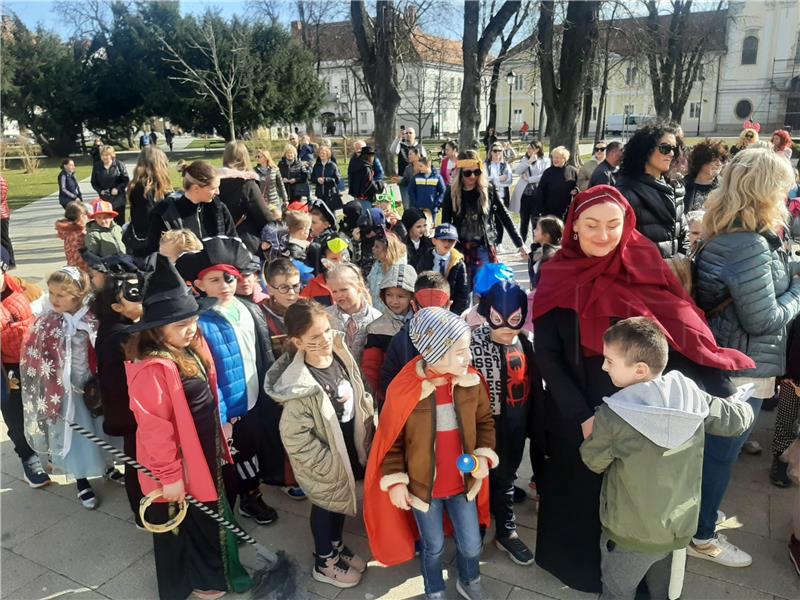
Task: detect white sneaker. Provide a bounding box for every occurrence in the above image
[687,534,752,567]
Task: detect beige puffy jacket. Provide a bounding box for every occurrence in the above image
[264,331,375,516]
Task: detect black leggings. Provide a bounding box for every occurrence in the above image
[519,186,540,245]
[310,504,346,559]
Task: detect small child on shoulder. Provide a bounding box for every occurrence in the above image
[55,201,90,271]
[580,317,754,600]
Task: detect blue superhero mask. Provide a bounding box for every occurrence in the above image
[477,280,527,330]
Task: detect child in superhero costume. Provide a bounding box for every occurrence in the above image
[364,307,497,600]
[470,280,543,566]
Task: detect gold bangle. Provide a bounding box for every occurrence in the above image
[139,489,189,534]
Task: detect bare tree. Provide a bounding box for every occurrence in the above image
[537,0,601,161]
[640,0,726,122]
[246,0,282,23]
[486,1,534,135]
[351,0,424,176]
[459,1,522,149]
[53,0,111,39]
[159,19,251,140]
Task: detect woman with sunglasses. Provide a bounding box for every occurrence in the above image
[729,126,759,157]
[441,150,527,284]
[615,122,686,258]
[684,139,729,212]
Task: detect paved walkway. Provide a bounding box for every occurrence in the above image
[2,181,800,600]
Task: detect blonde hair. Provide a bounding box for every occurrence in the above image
[326,263,371,304]
[285,210,311,235]
[376,232,406,267]
[100,145,116,158]
[686,210,705,227]
[47,268,91,301]
[129,146,173,203]
[318,145,331,160]
[255,148,277,169]
[738,129,759,145]
[283,144,297,159]
[451,149,490,216]
[159,229,203,253]
[223,141,252,171]
[703,147,794,239]
[551,146,570,161]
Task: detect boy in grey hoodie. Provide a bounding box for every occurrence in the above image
[580,317,754,600]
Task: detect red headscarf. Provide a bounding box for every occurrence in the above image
[532,185,755,372]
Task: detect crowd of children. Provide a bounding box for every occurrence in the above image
[3,137,795,600]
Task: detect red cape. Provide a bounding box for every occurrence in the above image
[363,356,491,567]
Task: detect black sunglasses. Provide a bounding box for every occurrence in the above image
[461,169,482,177]
[656,143,679,156]
[594,146,606,152]
[491,149,503,153]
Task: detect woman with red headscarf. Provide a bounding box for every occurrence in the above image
[531,185,755,593]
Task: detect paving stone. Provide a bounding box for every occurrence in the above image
[685,529,800,599]
[0,548,48,596]
[1,477,82,548]
[681,571,774,599]
[768,493,795,541]
[9,570,109,600]
[95,552,156,600]
[719,481,771,537]
[507,586,561,600]
[13,508,151,589]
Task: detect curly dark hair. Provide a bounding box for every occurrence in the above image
[687,139,729,180]
[619,121,680,177]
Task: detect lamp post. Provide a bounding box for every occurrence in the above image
[531,85,537,138]
[335,92,341,136]
[696,76,706,137]
[506,71,515,142]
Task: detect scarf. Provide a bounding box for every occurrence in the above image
[531,185,754,372]
[21,307,98,458]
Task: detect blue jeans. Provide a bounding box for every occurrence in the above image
[695,397,763,540]
[412,494,482,595]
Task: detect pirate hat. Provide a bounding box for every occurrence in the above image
[175,236,253,283]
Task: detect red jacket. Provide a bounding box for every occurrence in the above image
[300,274,333,306]
[1,276,34,364]
[126,352,232,502]
[0,176,9,220]
[55,219,88,271]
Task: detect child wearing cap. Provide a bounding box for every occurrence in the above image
[55,201,90,272]
[85,200,125,258]
[124,255,251,599]
[301,233,351,305]
[363,264,417,406]
[176,237,281,527]
[418,223,469,315]
[364,307,497,600]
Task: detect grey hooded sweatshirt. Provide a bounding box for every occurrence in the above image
[580,371,754,553]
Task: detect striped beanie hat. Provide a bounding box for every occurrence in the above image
[409,307,471,365]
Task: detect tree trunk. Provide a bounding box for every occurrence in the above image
[538,0,600,162]
[594,69,609,143]
[581,89,593,138]
[487,61,501,132]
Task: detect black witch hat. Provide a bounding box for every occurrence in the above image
[127,254,216,333]
[175,236,253,283]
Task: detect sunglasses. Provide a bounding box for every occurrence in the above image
[745,132,755,138]
[491,149,503,153]
[461,169,482,177]
[656,144,679,156]
[594,147,606,152]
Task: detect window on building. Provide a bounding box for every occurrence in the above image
[689,102,701,119]
[513,108,523,124]
[623,104,635,116]
[734,99,753,119]
[591,106,598,121]
[359,111,368,123]
[795,31,800,62]
[324,79,331,93]
[341,79,349,96]
[741,35,758,65]
[625,66,638,85]
[514,74,524,91]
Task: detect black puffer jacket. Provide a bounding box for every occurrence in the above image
[218,169,273,254]
[615,174,686,258]
[279,158,310,201]
[144,193,236,253]
[96,319,136,437]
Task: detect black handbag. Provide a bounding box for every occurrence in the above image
[82,376,103,418]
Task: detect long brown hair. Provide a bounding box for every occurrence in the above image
[285,299,330,339]
[129,146,173,203]
[124,326,212,379]
[450,149,489,216]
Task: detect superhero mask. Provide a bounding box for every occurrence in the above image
[478,280,527,334]
[112,273,144,303]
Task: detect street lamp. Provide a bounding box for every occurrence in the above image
[335,92,341,136]
[506,71,515,142]
[531,84,537,138]
[696,76,706,137]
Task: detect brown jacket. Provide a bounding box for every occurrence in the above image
[379,361,498,512]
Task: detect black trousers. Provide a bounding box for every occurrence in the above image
[310,504,346,559]
[489,413,528,539]
[232,407,262,498]
[1,364,34,461]
[123,433,144,524]
[519,187,539,244]
[0,218,15,267]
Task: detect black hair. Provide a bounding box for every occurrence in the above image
[61,158,74,167]
[264,257,299,285]
[536,215,564,245]
[414,271,450,295]
[619,121,679,178]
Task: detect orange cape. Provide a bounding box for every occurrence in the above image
[363,356,491,567]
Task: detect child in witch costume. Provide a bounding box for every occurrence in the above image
[365,307,498,600]
[124,255,251,600]
[470,280,542,565]
[362,263,417,405]
[21,267,118,509]
[175,236,280,525]
[265,299,375,589]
